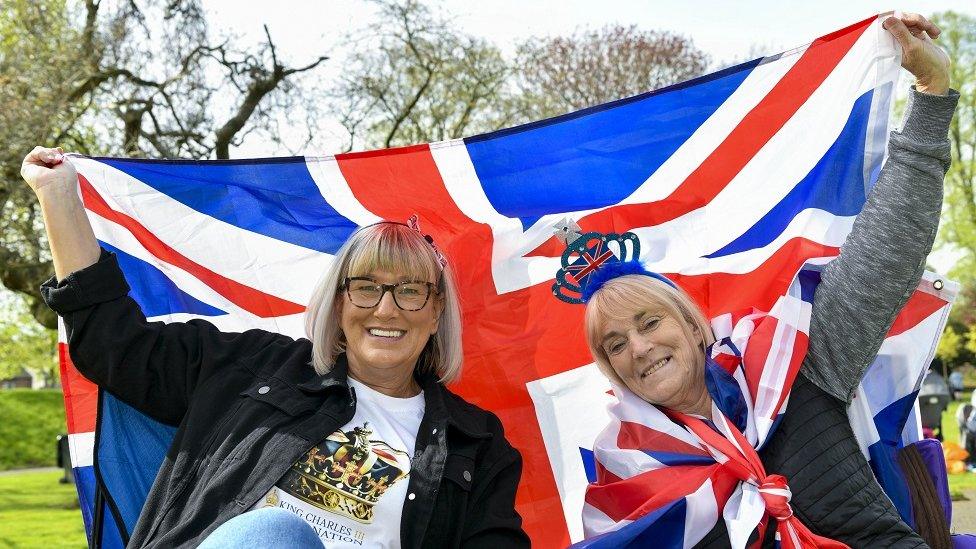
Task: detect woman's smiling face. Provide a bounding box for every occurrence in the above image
[599,304,707,413]
[339,269,442,380]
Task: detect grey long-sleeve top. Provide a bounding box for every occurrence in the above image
[697,87,959,549]
[803,86,959,403]
[769,88,959,547]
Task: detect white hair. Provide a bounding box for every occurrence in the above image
[304,222,464,383]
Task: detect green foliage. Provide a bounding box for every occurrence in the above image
[924,12,976,373]
[940,325,964,364]
[942,278,976,370]
[930,12,976,284]
[967,323,976,355]
[0,0,90,330]
[0,389,66,470]
[0,292,57,385]
[0,0,328,331]
[0,470,86,547]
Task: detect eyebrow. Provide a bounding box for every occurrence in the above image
[354,274,428,283]
[600,331,623,346]
[600,312,659,345]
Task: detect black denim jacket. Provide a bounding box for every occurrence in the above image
[42,250,529,548]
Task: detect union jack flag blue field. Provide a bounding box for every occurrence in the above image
[58,14,956,548]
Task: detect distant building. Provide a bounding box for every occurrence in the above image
[0,368,55,389]
[1,368,34,389]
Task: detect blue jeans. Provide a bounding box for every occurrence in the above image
[198,507,324,548]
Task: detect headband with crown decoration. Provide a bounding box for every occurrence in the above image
[551,218,677,304]
[405,215,448,270]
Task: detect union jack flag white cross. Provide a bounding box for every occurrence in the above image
[57,14,957,548]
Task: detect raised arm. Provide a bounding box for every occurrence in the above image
[801,13,958,403]
[23,148,289,425]
[20,147,100,279]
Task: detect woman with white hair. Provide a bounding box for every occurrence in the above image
[578,13,957,549]
[22,143,529,547]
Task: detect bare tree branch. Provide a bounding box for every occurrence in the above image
[212,28,327,158]
[0,0,330,327]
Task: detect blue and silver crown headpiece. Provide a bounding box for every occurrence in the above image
[551,219,677,304]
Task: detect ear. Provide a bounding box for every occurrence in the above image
[686,318,704,348]
[429,295,445,335]
[333,290,344,316]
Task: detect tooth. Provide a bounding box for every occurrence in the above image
[369,328,403,337]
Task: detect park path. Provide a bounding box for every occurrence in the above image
[0,466,58,477]
[955,491,976,533]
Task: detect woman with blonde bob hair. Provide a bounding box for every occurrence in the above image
[305,221,464,384]
[577,12,958,548]
[25,134,529,549]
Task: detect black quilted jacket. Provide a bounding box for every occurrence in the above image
[695,373,926,547]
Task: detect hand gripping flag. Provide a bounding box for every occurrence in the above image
[56,14,957,548]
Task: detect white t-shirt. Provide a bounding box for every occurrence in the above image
[255,378,425,548]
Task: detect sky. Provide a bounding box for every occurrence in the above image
[201,0,975,157]
[198,1,972,272]
[206,0,975,63]
[200,0,974,156]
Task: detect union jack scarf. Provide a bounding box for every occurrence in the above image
[580,261,848,548]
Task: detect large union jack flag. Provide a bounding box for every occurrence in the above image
[58,14,956,548]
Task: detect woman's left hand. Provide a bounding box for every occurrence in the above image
[883,12,950,95]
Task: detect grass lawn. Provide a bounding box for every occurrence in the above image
[944,400,964,445]
[0,390,86,546]
[0,470,87,548]
[941,400,976,497]
[0,389,67,470]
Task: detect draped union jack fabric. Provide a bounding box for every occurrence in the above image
[57,14,956,548]
[578,263,826,548]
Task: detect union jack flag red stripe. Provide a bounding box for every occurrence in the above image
[56,14,956,548]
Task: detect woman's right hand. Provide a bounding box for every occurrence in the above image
[883,13,951,95]
[21,146,77,195]
[21,146,100,279]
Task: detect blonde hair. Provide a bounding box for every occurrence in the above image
[305,222,463,383]
[584,275,715,387]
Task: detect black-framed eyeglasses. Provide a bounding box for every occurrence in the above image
[342,277,438,311]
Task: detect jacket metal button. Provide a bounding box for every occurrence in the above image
[463,470,472,482]
[408,493,416,500]
[431,428,437,435]
[258,385,270,395]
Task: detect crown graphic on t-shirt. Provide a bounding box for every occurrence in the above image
[283,422,411,524]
